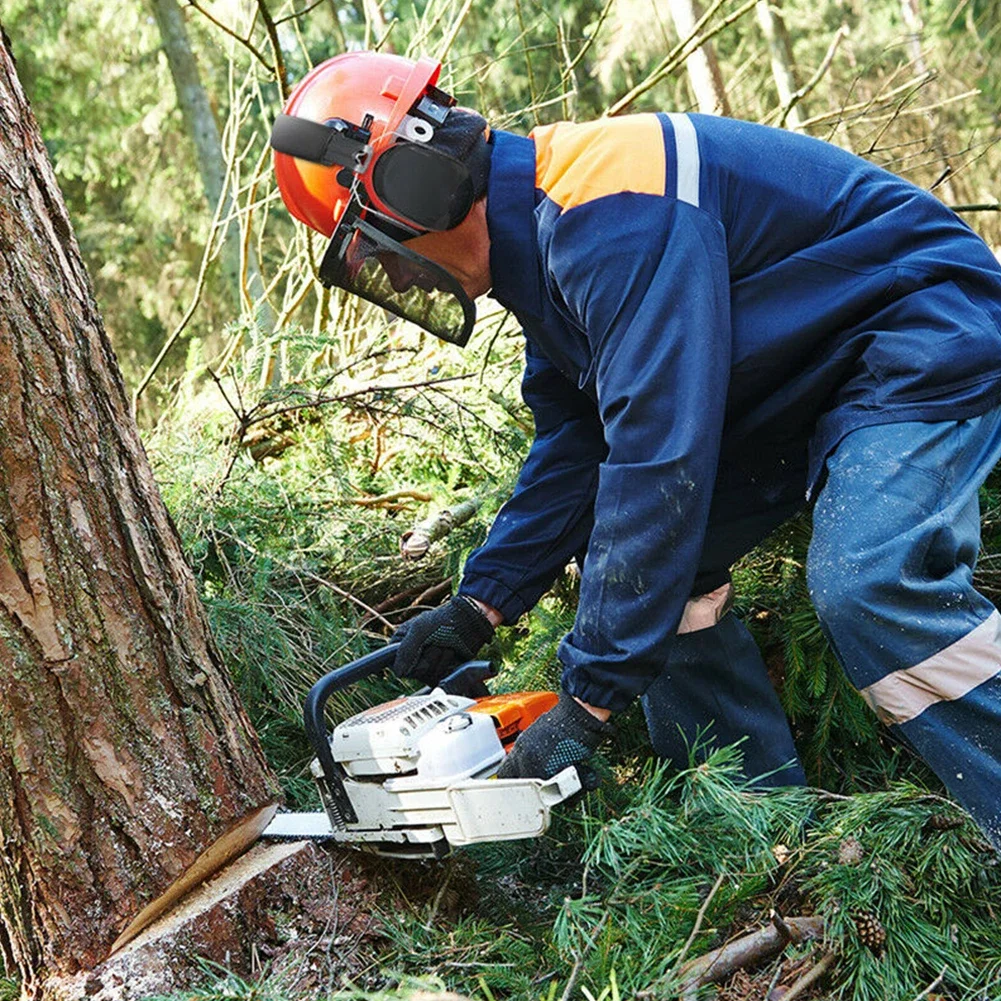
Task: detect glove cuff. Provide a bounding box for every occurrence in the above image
[557,691,616,740]
[450,594,496,649]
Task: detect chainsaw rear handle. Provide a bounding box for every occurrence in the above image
[303,645,497,824]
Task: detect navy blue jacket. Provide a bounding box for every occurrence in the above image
[459,112,1001,712]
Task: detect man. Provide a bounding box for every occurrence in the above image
[272,52,1001,846]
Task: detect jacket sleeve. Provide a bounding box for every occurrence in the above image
[459,338,607,623]
[551,198,732,712]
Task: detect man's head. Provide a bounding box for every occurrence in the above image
[271,52,492,346]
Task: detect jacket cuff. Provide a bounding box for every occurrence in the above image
[458,573,530,625]
[560,663,638,715]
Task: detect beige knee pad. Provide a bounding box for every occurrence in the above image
[678,582,734,634]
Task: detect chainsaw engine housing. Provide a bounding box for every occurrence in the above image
[311,687,575,857]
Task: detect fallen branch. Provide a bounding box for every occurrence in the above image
[780,949,835,1001]
[676,915,825,999]
[674,872,727,972]
[559,913,609,1001]
[770,909,797,944]
[910,965,948,1001]
[371,581,446,616]
[400,499,480,560]
[411,578,453,609]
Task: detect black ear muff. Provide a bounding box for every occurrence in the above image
[371,144,475,232]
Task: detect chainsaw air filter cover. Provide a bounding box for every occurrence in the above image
[333,691,485,777]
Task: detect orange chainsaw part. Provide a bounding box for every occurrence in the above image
[469,691,558,748]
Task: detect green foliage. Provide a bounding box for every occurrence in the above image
[148,325,530,801]
[317,751,1001,1001]
[732,514,929,791]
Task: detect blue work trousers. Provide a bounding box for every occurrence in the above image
[643,408,1001,846]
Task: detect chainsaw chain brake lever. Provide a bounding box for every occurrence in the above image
[303,647,498,825]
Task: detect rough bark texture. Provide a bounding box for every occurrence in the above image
[0,25,280,997]
[668,0,731,115]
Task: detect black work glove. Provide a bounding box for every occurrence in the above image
[392,595,495,691]
[496,692,615,783]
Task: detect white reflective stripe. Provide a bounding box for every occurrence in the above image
[860,609,1001,725]
[678,582,734,634]
[666,112,700,207]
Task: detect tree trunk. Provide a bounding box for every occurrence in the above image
[667,0,731,115]
[755,0,803,129]
[898,0,957,201]
[0,24,280,999]
[147,0,276,334]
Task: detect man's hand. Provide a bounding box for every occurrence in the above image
[391,595,496,693]
[496,692,615,781]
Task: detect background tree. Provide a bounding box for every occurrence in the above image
[667,0,731,113]
[0,22,279,999]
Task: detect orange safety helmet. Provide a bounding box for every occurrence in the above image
[271,51,481,345]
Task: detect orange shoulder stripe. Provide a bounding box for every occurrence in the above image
[532,115,666,211]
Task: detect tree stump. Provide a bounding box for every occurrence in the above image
[41,843,381,1001]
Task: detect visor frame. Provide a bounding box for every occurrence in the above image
[318,197,476,347]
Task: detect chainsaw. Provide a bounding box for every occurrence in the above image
[261,645,582,858]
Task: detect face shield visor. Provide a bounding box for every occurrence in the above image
[318,197,476,347]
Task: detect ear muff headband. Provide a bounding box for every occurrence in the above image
[371,144,474,232]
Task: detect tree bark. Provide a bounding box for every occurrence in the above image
[667,0,731,115]
[147,0,275,333]
[0,24,280,999]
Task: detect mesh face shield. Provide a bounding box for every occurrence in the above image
[319,203,476,347]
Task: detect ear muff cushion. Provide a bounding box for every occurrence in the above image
[372,144,474,231]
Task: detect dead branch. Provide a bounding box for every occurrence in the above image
[411,578,453,608]
[779,25,849,128]
[214,529,396,629]
[674,872,727,972]
[185,1,272,72]
[770,909,798,944]
[779,949,835,1001]
[273,0,327,25]
[254,2,289,102]
[132,143,238,413]
[910,965,948,1001]
[400,499,481,560]
[607,0,758,116]
[676,915,825,999]
[370,582,438,615]
[796,71,933,129]
[345,490,433,508]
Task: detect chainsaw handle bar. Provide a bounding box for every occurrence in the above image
[303,646,497,825]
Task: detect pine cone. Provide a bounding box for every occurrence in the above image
[924,812,964,833]
[853,910,886,955]
[837,836,864,865]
